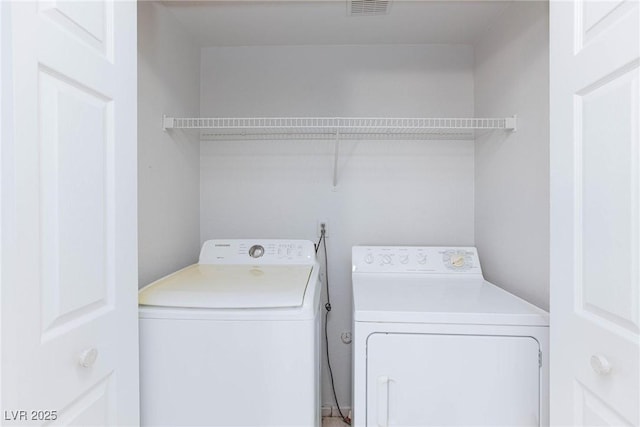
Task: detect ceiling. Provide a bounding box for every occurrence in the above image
[161,1,511,47]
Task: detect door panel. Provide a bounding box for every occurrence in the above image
[1,1,138,425]
[56,375,115,426]
[550,0,640,425]
[366,333,540,427]
[39,0,113,59]
[578,61,639,334]
[578,0,637,49]
[39,67,114,336]
[574,381,634,427]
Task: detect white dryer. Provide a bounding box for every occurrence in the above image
[352,246,549,427]
[139,239,321,427]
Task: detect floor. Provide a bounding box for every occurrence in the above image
[322,417,351,427]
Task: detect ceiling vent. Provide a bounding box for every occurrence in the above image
[348,0,391,16]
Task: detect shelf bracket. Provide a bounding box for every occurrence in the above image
[332,130,340,188]
[505,115,517,132]
[162,114,174,131]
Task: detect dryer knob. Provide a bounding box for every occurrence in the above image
[399,255,409,264]
[364,254,374,264]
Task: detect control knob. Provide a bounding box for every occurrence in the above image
[364,254,374,264]
[249,245,265,258]
[417,254,427,265]
[399,255,409,264]
[451,255,465,267]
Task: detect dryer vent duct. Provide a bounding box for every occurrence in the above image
[348,0,391,16]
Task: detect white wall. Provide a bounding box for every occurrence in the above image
[200,44,475,409]
[138,2,201,287]
[474,1,550,310]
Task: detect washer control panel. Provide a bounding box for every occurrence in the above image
[352,246,482,275]
[200,239,315,265]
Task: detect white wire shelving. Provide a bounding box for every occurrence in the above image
[162,116,517,140]
[162,115,517,186]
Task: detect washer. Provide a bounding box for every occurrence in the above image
[352,246,549,427]
[139,239,321,427]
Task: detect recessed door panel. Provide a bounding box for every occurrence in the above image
[576,62,640,334]
[576,0,637,51]
[57,374,114,426]
[366,333,540,427]
[39,0,113,59]
[39,68,114,337]
[574,381,634,426]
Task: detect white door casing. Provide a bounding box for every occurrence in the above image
[550,0,640,425]
[1,1,139,425]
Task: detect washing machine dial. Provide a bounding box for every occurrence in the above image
[417,254,427,264]
[364,254,374,264]
[248,245,265,258]
[399,255,409,264]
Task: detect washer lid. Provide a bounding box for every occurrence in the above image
[139,264,313,309]
[352,275,549,326]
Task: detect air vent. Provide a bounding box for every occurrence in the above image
[348,0,391,16]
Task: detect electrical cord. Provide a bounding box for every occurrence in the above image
[316,227,351,425]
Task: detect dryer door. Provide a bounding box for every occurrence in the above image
[366,333,540,427]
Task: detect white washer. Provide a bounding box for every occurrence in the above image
[139,239,321,427]
[352,246,549,427]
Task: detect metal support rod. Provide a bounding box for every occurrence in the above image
[332,130,340,187]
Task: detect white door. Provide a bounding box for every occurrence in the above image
[366,333,541,426]
[1,1,139,425]
[550,0,640,425]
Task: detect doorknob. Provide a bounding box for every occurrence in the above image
[78,347,99,368]
[590,354,612,375]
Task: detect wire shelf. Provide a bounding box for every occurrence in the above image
[162,115,517,186]
[163,116,517,140]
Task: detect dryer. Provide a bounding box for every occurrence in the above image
[352,246,549,427]
[139,239,321,427]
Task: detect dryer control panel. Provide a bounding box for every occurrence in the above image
[200,239,316,265]
[352,246,482,275]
